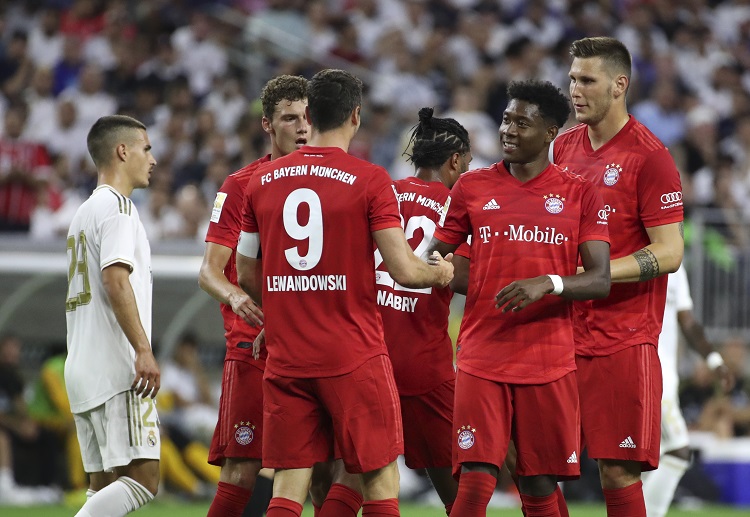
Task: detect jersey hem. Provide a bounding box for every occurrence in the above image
[456,362,574,385]
[69,387,132,415]
[265,350,386,378]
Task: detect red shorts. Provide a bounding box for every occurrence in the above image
[453,369,580,480]
[400,378,454,469]
[208,360,264,465]
[262,354,403,473]
[576,344,662,471]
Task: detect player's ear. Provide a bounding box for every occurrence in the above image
[262,116,273,134]
[305,105,312,126]
[546,125,559,144]
[116,143,127,162]
[613,74,629,99]
[351,105,361,128]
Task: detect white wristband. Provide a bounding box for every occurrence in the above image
[706,351,724,371]
[547,274,564,295]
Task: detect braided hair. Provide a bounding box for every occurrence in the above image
[404,107,470,169]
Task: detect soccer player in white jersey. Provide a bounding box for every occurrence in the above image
[642,264,733,517]
[65,115,160,517]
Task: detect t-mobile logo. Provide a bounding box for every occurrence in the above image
[478,226,492,243]
[505,224,568,245]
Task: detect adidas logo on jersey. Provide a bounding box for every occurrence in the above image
[483,199,500,210]
[567,451,578,464]
[619,436,637,448]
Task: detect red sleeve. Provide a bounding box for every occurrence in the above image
[368,167,402,232]
[240,176,259,234]
[454,241,471,258]
[434,180,470,244]
[205,175,243,248]
[637,148,683,227]
[579,180,610,244]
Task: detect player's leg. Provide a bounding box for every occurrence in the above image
[317,459,363,517]
[208,360,265,517]
[309,461,333,513]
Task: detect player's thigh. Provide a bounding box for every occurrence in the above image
[262,371,331,469]
[576,345,662,471]
[100,390,161,472]
[319,355,403,474]
[73,411,104,474]
[400,378,454,469]
[209,360,264,466]
[453,369,512,478]
[512,371,580,480]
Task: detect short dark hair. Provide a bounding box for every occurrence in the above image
[570,37,632,80]
[260,75,308,120]
[404,107,470,169]
[307,69,362,133]
[507,80,571,127]
[87,115,147,168]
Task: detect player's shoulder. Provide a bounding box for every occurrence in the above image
[553,162,588,184]
[458,164,498,183]
[628,117,668,154]
[228,155,272,185]
[394,177,449,196]
[87,185,134,217]
[555,123,587,145]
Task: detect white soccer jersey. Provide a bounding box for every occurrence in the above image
[657,264,693,388]
[65,184,152,414]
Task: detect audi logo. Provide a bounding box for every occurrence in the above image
[661,192,682,203]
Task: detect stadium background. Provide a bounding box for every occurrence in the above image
[0,0,749,514]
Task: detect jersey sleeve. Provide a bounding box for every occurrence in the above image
[637,148,684,227]
[100,212,138,271]
[454,240,471,258]
[240,177,259,235]
[206,175,243,249]
[579,180,610,244]
[368,167,402,232]
[434,180,470,245]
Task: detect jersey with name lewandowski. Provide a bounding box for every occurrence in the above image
[65,185,152,414]
[376,177,456,396]
[435,162,609,384]
[240,146,402,378]
[205,156,270,369]
[552,116,683,357]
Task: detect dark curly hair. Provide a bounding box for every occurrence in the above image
[506,80,571,127]
[260,75,308,120]
[404,107,471,169]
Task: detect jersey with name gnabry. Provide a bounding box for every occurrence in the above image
[434,162,609,384]
[205,156,270,369]
[376,177,455,395]
[65,185,152,414]
[241,146,402,378]
[553,116,683,356]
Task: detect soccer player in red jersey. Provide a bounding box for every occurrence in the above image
[553,37,684,517]
[376,107,472,516]
[426,80,612,517]
[235,69,454,517]
[198,75,309,517]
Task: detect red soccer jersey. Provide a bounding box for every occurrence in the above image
[376,177,455,396]
[205,155,271,367]
[553,116,684,356]
[241,146,402,378]
[435,162,609,384]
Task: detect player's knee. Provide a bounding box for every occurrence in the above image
[222,458,262,490]
[598,459,641,489]
[518,475,557,497]
[665,447,691,462]
[362,461,399,500]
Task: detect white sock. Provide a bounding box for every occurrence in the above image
[643,454,689,517]
[86,489,97,499]
[0,467,14,490]
[75,476,154,517]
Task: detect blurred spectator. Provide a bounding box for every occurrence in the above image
[0,30,33,99]
[52,36,85,95]
[59,0,105,41]
[632,79,688,147]
[28,8,63,69]
[204,75,247,134]
[59,64,116,129]
[171,11,227,98]
[173,184,209,241]
[23,67,57,144]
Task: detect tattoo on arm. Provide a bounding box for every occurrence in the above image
[634,248,660,281]
[679,221,684,239]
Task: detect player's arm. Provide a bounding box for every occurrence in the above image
[102,263,160,398]
[677,309,735,392]
[450,254,470,295]
[609,222,684,283]
[236,231,263,307]
[198,242,263,326]
[495,240,610,312]
[374,228,454,289]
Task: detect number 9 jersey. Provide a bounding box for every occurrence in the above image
[65,184,152,414]
[240,145,402,379]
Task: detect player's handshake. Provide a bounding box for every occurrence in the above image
[427,251,454,288]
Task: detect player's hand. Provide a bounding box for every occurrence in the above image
[715,364,736,394]
[253,328,265,360]
[427,251,454,288]
[495,276,553,312]
[228,291,264,327]
[133,348,160,398]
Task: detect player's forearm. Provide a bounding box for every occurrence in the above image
[394,254,444,289]
[103,275,151,354]
[558,269,611,300]
[678,312,714,358]
[198,262,246,307]
[450,255,470,295]
[610,242,682,283]
[236,255,263,306]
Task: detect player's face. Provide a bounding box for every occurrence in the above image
[267,99,309,156]
[127,129,156,189]
[499,99,551,164]
[569,56,615,126]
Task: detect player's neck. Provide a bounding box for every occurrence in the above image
[586,108,630,151]
[98,171,133,198]
[308,127,354,153]
[415,167,442,185]
[507,157,549,183]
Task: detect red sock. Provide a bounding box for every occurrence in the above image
[362,498,400,516]
[266,497,303,517]
[450,471,497,517]
[554,485,569,517]
[520,492,559,517]
[602,481,646,517]
[445,501,454,515]
[313,503,322,517]
[207,481,252,517]
[319,483,363,517]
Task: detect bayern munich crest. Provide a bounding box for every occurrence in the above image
[457,425,476,450]
[543,193,565,214]
[603,163,622,186]
[234,421,255,445]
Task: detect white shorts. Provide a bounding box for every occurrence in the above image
[73,390,161,473]
[660,374,689,454]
